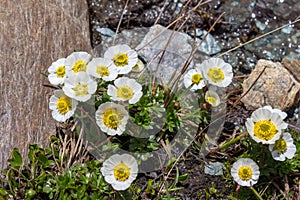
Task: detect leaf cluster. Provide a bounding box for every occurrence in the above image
[0,134,115,200]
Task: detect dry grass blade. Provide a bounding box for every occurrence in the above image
[169,12,225,92]
[136,0,211,52]
[157,15,300,197]
[230,65,266,110]
[154,0,169,25]
[217,17,300,58]
[157,11,226,197]
[112,0,130,45]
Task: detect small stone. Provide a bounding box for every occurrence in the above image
[96,27,115,37]
[204,161,224,176]
[241,59,300,111]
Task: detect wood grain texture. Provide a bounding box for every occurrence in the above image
[0,0,91,169]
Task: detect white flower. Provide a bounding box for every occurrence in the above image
[87,57,118,81]
[104,44,138,74]
[201,58,233,87]
[49,90,78,122]
[131,59,145,72]
[107,77,143,104]
[231,158,260,187]
[62,72,97,102]
[48,58,70,85]
[205,89,220,107]
[183,65,206,91]
[262,105,287,120]
[269,132,296,161]
[66,51,92,74]
[245,106,288,144]
[95,102,129,136]
[101,153,138,191]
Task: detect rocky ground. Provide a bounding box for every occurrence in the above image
[86,0,300,199]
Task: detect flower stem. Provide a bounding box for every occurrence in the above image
[219,132,247,150]
[250,186,263,200]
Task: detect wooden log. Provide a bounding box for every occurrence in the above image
[0,0,91,169]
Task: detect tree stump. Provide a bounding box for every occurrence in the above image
[0,0,91,169]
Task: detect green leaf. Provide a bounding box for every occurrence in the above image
[43,185,53,193]
[178,174,189,182]
[25,189,36,199]
[38,154,48,166]
[7,148,22,169]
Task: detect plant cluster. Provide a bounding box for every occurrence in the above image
[0,2,299,198]
[228,106,298,199]
[0,134,115,200]
[1,37,236,199]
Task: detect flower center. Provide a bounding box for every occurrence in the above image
[274,138,287,153]
[238,166,252,181]
[113,53,128,67]
[113,162,130,181]
[96,65,110,77]
[191,73,202,84]
[73,60,87,73]
[56,97,71,115]
[56,66,66,78]
[207,67,225,83]
[254,120,278,141]
[206,96,217,106]
[116,86,134,100]
[103,109,123,130]
[132,60,144,72]
[73,83,89,97]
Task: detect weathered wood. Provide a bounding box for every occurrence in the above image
[0,0,91,169]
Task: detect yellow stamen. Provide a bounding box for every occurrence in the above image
[207,67,225,83]
[73,83,88,97]
[73,60,87,73]
[56,66,66,78]
[56,97,71,115]
[206,96,217,106]
[113,162,130,181]
[238,166,252,181]
[274,138,287,152]
[103,109,123,130]
[96,65,110,77]
[254,120,277,141]
[116,86,134,100]
[113,53,128,67]
[191,73,202,84]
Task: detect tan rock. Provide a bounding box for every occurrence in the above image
[282,58,300,83]
[241,59,300,111]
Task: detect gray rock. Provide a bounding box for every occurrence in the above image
[135,24,208,83]
[93,27,149,56]
[95,24,208,84]
[241,59,300,111]
[195,29,221,56]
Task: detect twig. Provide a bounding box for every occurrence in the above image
[217,17,300,58]
[271,179,287,198]
[112,0,130,45]
[154,0,168,25]
[230,65,267,109]
[136,0,210,51]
